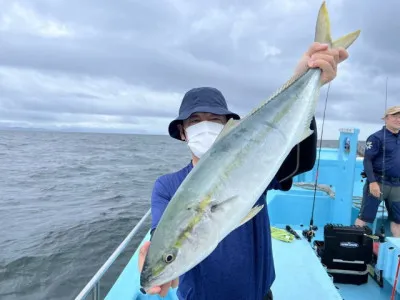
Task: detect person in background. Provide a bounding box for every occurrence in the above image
[138,42,349,300]
[355,105,400,237]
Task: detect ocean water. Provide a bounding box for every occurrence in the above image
[0,130,360,300]
[0,130,190,300]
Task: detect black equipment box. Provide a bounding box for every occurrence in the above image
[314,224,373,285]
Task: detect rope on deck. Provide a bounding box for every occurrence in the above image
[292,182,388,214]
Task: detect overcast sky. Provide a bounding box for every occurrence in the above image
[0,0,399,140]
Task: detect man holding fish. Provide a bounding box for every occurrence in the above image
[138,2,359,299]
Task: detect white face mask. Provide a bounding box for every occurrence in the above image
[185,121,224,158]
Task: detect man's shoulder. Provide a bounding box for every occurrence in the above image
[154,162,192,190]
[369,128,384,140]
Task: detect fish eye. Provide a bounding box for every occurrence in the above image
[163,253,175,264]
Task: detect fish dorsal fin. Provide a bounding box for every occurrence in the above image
[301,128,314,142]
[214,118,240,143]
[243,71,307,121]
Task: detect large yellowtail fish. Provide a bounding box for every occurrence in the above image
[140,1,360,291]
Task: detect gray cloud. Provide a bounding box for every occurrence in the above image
[0,0,399,139]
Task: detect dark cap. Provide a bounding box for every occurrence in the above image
[168,87,240,141]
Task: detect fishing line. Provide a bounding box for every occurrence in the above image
[311,82,330,224]
[303,81,331,242]
[379,77,388,240]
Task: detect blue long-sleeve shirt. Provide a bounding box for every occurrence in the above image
[150,161,283,300]
[363,126,400,186]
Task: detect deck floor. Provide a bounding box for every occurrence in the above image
[270,232,342,299]
[271,227,396,300]
[106,228,398,300]
[336,280,395,300]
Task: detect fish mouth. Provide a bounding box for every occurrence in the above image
[140,263,162,292]
[139,268,152,291]
[140,275,163,293]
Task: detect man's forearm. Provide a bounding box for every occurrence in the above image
[363,156,376,183]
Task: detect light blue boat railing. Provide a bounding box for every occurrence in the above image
[74,209,151,300]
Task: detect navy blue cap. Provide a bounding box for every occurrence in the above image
[168,87,240,141]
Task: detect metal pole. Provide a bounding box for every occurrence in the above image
[74,209,151,300]
[92,282,99,300]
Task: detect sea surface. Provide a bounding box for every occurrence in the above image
[0,130,191,300]
[0,130,358,300]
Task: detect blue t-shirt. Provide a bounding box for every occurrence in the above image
[364,126,400,186]
[150,161,282,300]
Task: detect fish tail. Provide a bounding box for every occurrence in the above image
[332,31,361,50]
[315,1,361,50]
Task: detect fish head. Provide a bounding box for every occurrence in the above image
[140,184,218,290]
[140,242,182,291]
[139,208,202,291]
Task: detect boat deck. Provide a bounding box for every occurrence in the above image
[76,129,400,300]
[272,225,396,300]
[105,226,397,300]
[106,228,344,300]
[270,228,342,300]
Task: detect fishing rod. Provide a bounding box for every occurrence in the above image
[391,254,400,300]
[378,77,388,242]
[303,77,390,243]
[302,82,331,242]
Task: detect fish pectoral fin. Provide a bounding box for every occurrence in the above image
[214,118,240,143]
[210,195,240,213]
[235,204,265,230]
[210,197,264,229]
[315,2,360,50]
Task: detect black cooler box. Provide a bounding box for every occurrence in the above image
[317,224,373,285]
